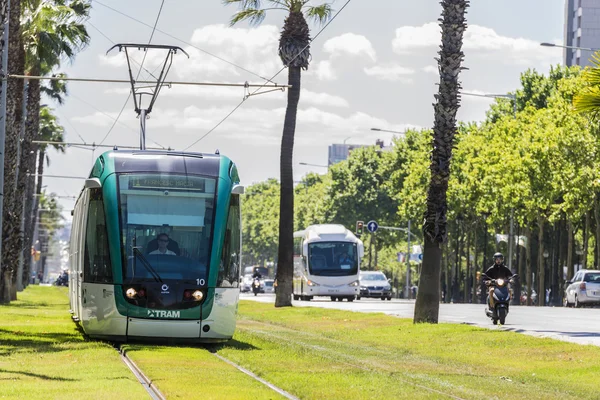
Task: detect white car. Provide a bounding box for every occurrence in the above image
[242,274,253,292]
[263,279,275,294]
[564,269,600,307]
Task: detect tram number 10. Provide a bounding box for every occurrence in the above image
[196,279,206,286]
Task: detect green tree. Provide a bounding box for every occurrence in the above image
[242,179,280,267]
[224,0,332,307]
[414,0,469,323]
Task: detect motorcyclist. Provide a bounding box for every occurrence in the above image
[252,268,262,280]
[482,253,514,310]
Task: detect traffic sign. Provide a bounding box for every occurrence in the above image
[367,220,378,233]
[418,254,423,261]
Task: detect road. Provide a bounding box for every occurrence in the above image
[241,293,600,347]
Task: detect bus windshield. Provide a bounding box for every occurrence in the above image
[118,173,216,284]
[308,242,358,276]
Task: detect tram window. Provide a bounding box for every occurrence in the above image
[218,194,241,287]
[84,188,112,283]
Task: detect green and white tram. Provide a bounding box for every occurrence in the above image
[69,150,243,342]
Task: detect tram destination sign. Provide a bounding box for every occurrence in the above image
[129,176,205,192]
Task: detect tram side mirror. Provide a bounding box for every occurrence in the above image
[358,243,365,258]
[84,178,102,189]
[231,184,244,194]
[302,243,308,257]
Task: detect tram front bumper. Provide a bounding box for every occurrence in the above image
[127,317,202,339]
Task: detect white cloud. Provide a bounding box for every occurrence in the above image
[392,23,561,66]
[364,64,415,82]
[311,60,337,81]
[72,111,122,127]
[422,65,438,74]
[179,24,281,79]
[302,90,349,108]
[323,33,377,62]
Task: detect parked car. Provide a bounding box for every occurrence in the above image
[564,269,600,308]
[242,274,253,292]
[263,279,275,294]
[359,271,392,300]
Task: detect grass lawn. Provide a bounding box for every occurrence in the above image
[0,286,147,400]
[3,287,600,399]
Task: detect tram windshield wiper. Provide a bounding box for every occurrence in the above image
[133,247,163,283]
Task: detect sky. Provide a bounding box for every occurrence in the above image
[43,0,566,219]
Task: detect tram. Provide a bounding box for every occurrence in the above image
[68,150,243,342]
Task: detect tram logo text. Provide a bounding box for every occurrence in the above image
[147,310,180,318]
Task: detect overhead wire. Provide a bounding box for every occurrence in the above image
[93,0,277,84]
[182,0,353,151]
[97,0,165,147]
[54,109,87,143]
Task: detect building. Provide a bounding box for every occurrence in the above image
[327,140,392,166]
[564,0,600,67]
[327,144,365,166]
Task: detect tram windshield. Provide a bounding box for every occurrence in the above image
[118,173,215,284]
[308,242,358,276]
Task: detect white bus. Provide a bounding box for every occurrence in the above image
[293,224,364,302]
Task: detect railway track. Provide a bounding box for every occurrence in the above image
[115,343,298,400]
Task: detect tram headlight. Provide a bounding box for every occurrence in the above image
[348,280,359,287]
[126,288,137,299]
[192,290,204,301]
[306,280,320,286]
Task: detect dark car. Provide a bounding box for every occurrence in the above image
[359,271,392,300]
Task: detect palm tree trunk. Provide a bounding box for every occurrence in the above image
[274,66,301,308]
[414,0,469,323]
[0,0,5,303]
[20,70,40,281]
[5,0,24,297]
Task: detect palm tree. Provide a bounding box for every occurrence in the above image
[18,0,89,293]
[0,0,13,303]
[574,52,600,115]
[224,0,332,307]
[414,0,469,323]
[36,105,66,211]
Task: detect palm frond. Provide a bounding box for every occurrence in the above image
[574,86,600,118]
[580,52,600,86]
[304,3,333,25]
[230,8,267,26]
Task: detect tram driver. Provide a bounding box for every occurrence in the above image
[148,233,177,255]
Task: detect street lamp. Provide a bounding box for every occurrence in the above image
[371,128,406,135]
[540,42,599,52]
[299,162,328,169]
[343,136,352,144]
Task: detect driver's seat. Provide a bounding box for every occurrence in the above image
[145,238,181,255]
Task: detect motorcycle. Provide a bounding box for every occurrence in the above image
[252,277,262,296]
[54,272,69,287]
[484,275,516,325]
